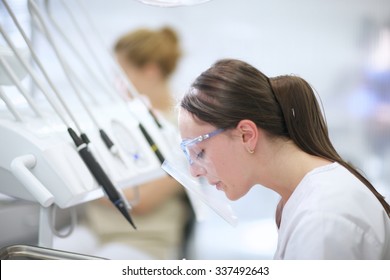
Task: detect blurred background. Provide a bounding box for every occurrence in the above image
[1,0,389,259]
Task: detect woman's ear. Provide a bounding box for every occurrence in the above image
[236,119,258,149]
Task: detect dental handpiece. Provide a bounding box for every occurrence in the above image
[138,123,165,164]
[67,128,136,229]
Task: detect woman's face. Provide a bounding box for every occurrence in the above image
[178,108,254,201]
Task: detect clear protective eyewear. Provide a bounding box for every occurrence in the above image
[180,128,224,165]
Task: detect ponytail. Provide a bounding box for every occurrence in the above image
[270,75,390,217]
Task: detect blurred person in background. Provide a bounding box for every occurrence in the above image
[84,26,194,260]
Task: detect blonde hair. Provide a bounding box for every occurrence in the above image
[114,26,181,78]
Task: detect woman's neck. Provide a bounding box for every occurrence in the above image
[262,139,332,205]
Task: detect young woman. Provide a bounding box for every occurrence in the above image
[178,58,390,259]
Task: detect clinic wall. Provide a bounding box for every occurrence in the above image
[83,0,388,93]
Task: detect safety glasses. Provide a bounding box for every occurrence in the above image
[180,128,224,165]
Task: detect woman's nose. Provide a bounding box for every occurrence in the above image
[189,162,206,178]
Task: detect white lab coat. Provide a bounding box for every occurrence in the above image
[274,162,390,259]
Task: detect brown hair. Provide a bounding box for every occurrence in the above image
[181,58,390,216]
[114,26,181,78]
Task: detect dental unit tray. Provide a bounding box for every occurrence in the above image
[0,244,105,260]
[0,99,170,208]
